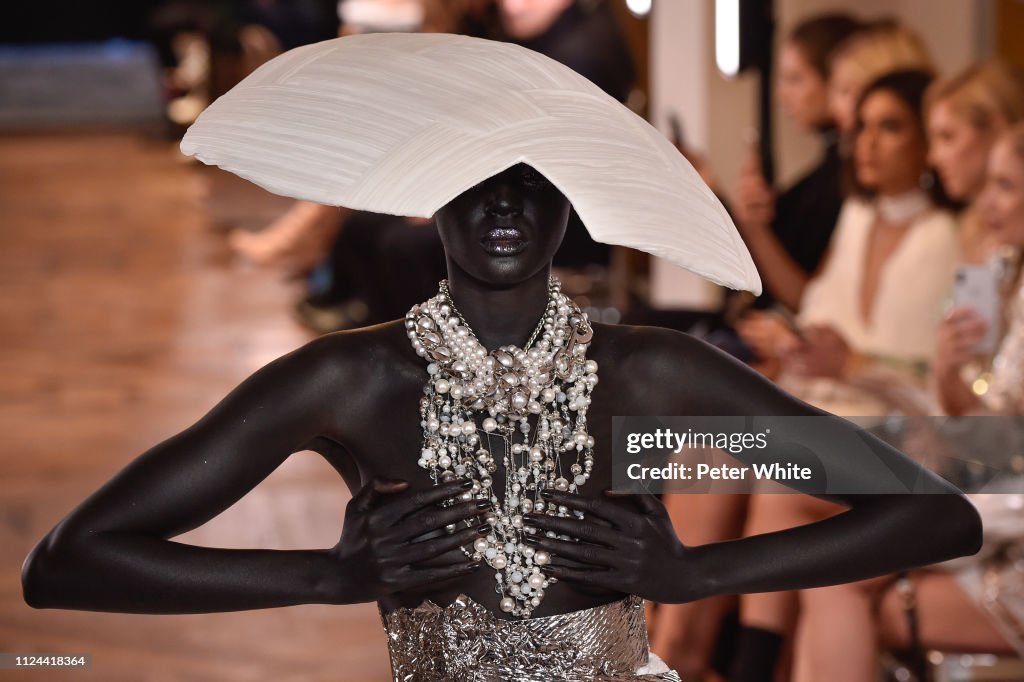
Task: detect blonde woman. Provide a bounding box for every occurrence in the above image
[927,59,1024,264]
[828,18,935,140]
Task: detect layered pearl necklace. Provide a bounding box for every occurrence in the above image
[405,275,598,618]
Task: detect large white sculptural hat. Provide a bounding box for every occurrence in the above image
[180,31,762,294]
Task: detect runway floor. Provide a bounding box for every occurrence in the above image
[1,131,393,681]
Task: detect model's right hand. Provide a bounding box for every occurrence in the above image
[327,477,490,602]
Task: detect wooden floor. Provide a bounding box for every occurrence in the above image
[1,131,393,681]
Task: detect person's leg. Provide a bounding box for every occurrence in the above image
[230,201,345,271]
[877,570,1018,654]
[648,494,748,677]
[729,494,842,682]
[793,569,1019,682]
[791,575,897,682]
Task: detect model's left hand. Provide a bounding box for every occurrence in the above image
[521,488,704,605]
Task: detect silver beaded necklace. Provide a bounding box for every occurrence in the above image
[404,274,599,618]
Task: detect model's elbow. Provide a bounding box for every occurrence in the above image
[22,537,60,609]
[929,493,984,560]
[22,526,98,610]
[956,495,985,557]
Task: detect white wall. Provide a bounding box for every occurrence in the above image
[647,0,993,310]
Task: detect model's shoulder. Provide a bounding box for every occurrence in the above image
[591,322,712,373]
[315,318,422,375]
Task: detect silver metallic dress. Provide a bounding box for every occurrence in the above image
[378,592,684,681]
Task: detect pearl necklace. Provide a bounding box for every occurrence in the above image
[404,275,598,618]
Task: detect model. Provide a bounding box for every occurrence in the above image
[22,33,982,682]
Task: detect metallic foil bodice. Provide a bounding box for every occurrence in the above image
[378,592,683,681]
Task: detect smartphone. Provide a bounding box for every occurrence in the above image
[953,262,1001,355]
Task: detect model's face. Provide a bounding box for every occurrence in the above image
[777,43,831,130]
[854,89,927,194]
[927,100,996,202]
[434,162,570,285]
[498,0,572,39]
[981,139,1024,247]
[829,58,863,135]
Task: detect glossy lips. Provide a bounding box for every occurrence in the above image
[480,226,528,256]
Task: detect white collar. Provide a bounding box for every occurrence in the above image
[876,189,931,224]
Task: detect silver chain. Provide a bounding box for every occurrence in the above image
[437,276,557,351]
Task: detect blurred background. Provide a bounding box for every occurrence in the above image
[5,1,1024,680]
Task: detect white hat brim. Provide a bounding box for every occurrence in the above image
[180,32,762,295]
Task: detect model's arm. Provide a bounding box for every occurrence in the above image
[652,328,981,600]
[22,333,362,613]
[525,327,983,604]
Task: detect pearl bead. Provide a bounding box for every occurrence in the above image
[528,573,545,588]
[482,417,497,432]
[434,379,450,393]
[500,597,515,612]
[474,538,489,553]
[534,550,550,565]
[492,554,507,569]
